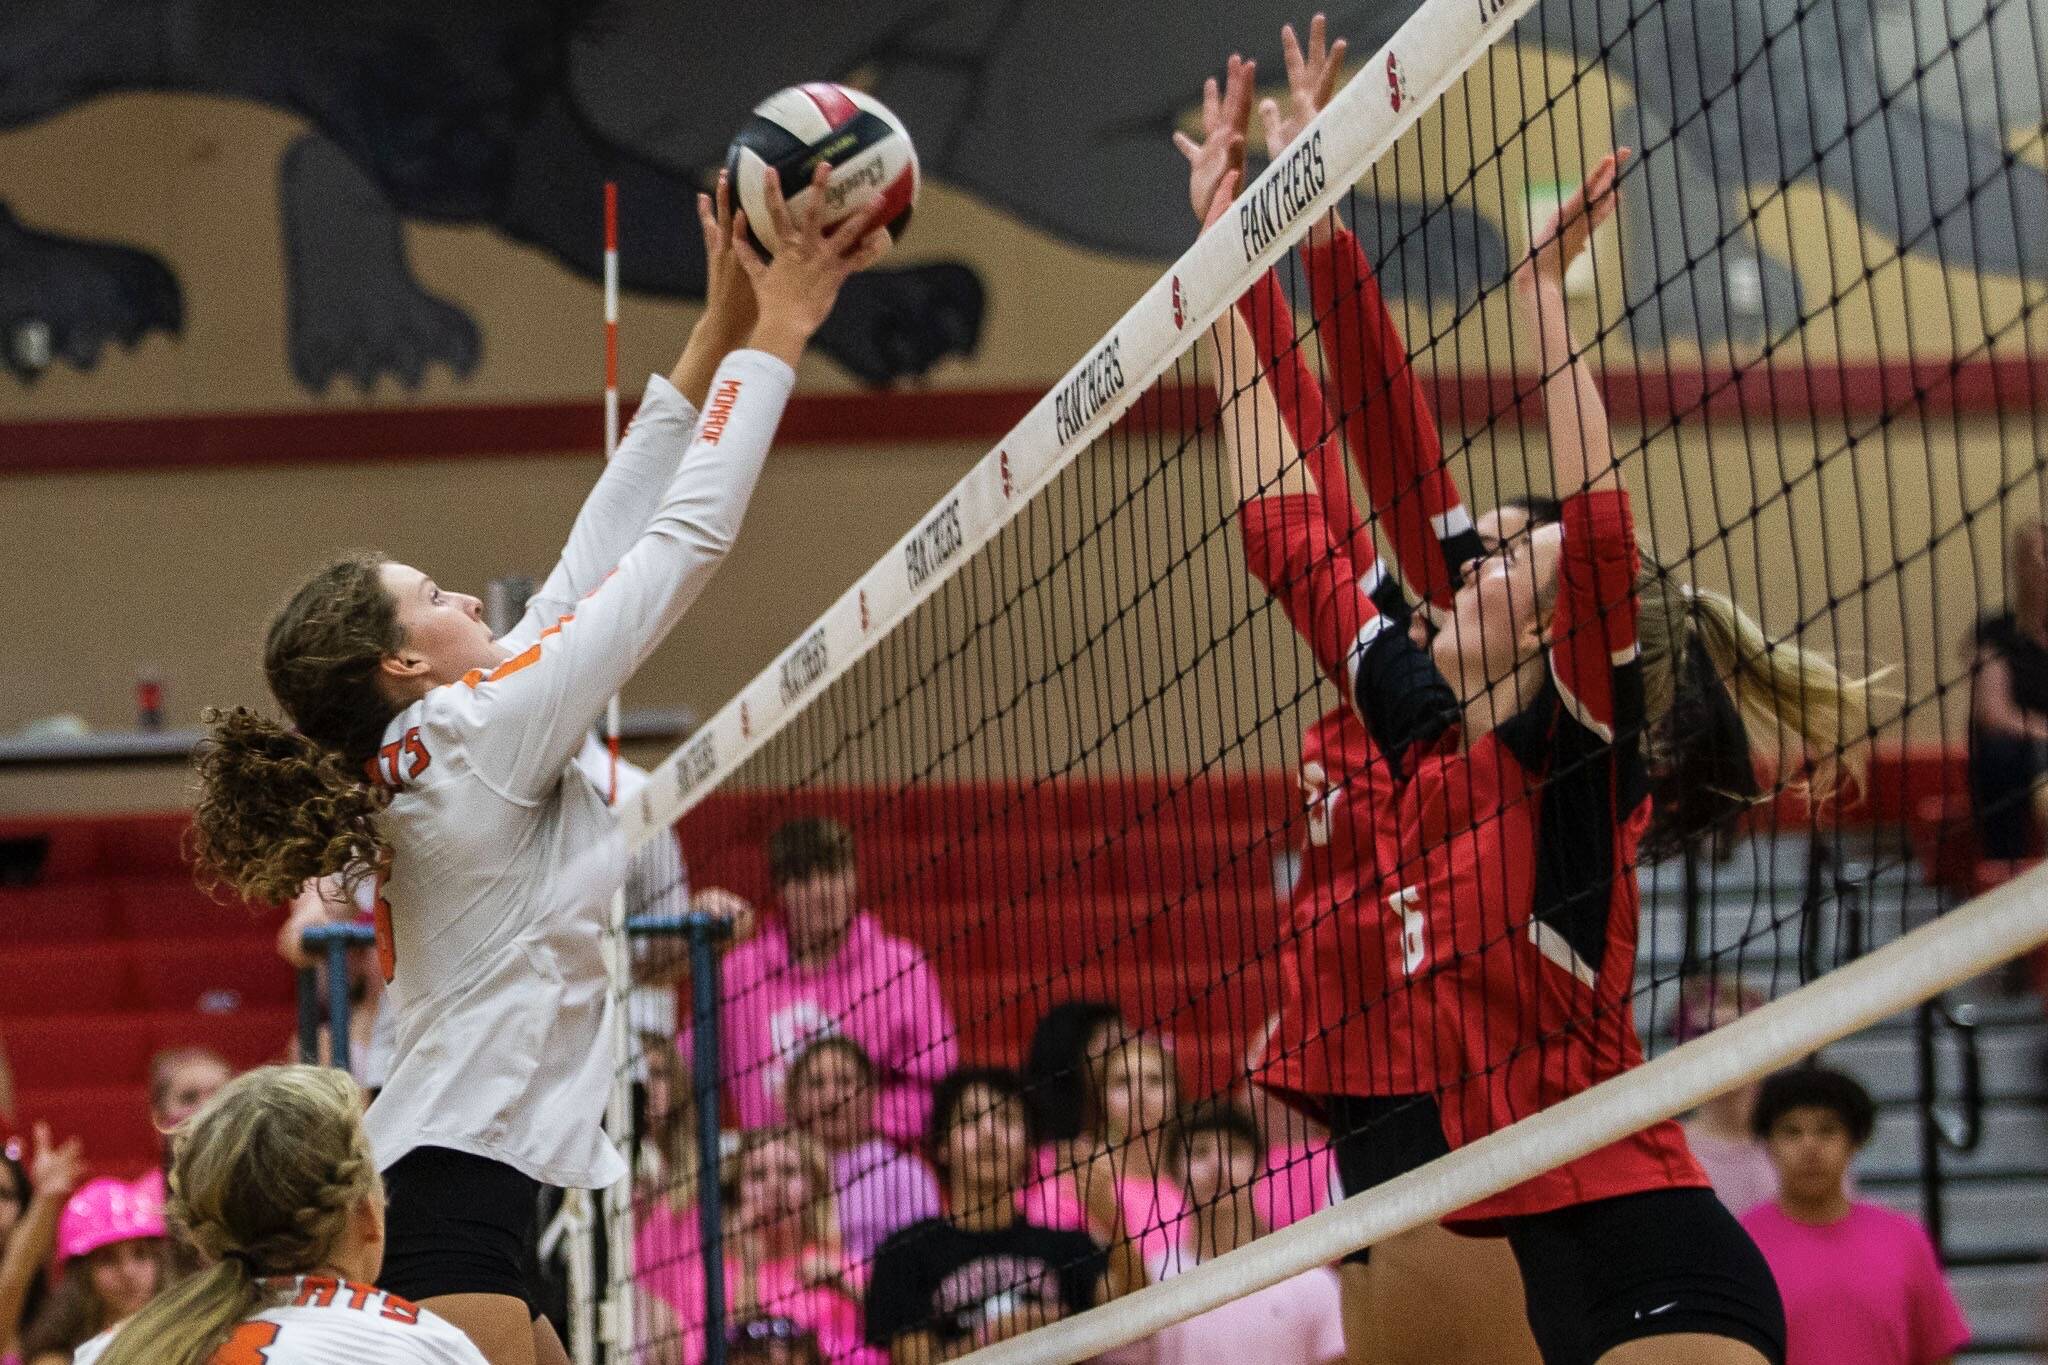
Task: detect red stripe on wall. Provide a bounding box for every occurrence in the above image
[1,356,2039,478]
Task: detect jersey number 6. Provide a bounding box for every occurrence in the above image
[1386,885,1427,976]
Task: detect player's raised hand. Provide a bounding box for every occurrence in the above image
[1259,15,1349,158]
[696,168,758,342]
[1519,148,1631,287]
[1174,54,1255,227]
[735,164,894,364]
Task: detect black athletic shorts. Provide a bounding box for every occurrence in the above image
[1503,1187,1786,1365]
[380,1146,546,1314]
[1321,1093,1452,1266]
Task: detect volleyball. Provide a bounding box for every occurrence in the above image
[725,82,919,254]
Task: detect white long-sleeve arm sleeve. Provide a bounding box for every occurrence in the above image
[455,351,793,801]
[503,373,701,650]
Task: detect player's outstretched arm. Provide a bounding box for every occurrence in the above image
[463,170,893,800]
[1514,150,1629,500]
[514,179,765,644]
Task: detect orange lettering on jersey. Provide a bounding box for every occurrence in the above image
[380,1295,422,1324]
[699,376,743,444]
[401,726,431,779]
[292,1275,338,1307]
[344,1281,373,1311]
[209,1319,281,1365]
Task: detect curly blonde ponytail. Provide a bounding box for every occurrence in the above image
[96,1066,381,1365]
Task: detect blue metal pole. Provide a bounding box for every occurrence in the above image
[688,916,728,1365]
[325,935,354,1075]
[626,911,732,1365]
[298,924,375,1073]
[295,968,321,1064]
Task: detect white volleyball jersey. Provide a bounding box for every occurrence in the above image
[72,1276,490,1364]
[361,354,794,1190]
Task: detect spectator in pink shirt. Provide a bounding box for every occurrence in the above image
[1032,1035,1187,1266]
[1742,1065,1968,1365]
[715,819,957,1148]
[1150,1102,1344,1365]
[1672,979,1779,1216]
[641,1127,879,1365]
[785,1037,942,1263]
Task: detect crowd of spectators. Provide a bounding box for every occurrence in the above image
[0,780,2017,1365]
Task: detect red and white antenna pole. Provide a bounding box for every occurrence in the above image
[603,181,622,805]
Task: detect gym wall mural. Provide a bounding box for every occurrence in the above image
[0,0,2041,429]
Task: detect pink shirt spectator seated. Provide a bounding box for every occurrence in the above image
[1743,1064,1969,1365]
[784,1037,943,1263]
[1146,1100,1344,1365]
[708,819,957,1148]
[1028,1035,1190,1266]
[637,1129,881,1365]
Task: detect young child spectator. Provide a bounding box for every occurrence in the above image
[19,1178,169,1365]
[1672,978,1779,1215]
[1021,1001,1131,1178]
[1,1127,84,1365]
[717,819,957,1147]
[1742,1065,1969,1365]
[1148,1102,1343,1365]
[729,1315,827,1365]
[785,1037,941,1263]
[146,1048,233,1170]
[641,1128,875,1365]
[865,1068,1138,1365]
[636,1031,702,1215]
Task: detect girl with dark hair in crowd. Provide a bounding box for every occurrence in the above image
[1020,1001,1130,1157]
[0,1127,83,1365]
[184,172,888,1365]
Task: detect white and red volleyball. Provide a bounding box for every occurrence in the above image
[725,83,919,254]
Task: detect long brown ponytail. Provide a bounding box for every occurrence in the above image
[189,554,401,903]
[96,1066,381,1365]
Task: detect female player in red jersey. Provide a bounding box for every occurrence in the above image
[1177,35,1544,1365]
[1185,21,1871,1364]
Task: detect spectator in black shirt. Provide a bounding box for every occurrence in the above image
[865,1068,1133,1364]
[1971,521,2048,859]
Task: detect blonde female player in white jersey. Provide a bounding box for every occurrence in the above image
[82,1065,487,1365]
[189,167,892,1365]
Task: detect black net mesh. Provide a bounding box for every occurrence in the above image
[612,5,2047,1361]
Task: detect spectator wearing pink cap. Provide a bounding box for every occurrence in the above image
[0,1127,85,1365]
[19,1177,169,1365]
[714,819,957,1148]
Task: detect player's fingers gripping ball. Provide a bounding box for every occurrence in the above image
[726,82,919,254]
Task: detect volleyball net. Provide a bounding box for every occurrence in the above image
[598,0,2048,1358]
